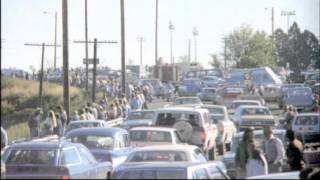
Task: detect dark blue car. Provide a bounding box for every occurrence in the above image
[178,79,205,96]
[65,127,134,168]
[284,87,315,111]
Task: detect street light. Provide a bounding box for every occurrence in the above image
[193,27,199,63]
[43,11,58,70]
[281,10,296,33]
[169,20,174,64]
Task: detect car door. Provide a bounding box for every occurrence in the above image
[192,167,210,179]
[77,146,100,178]
[61,147,88,178]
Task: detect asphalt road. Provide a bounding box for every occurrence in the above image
[147,97,285,161]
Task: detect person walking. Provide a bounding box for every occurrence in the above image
[235,127,255,179]
[56,106,67,133]
[286,129,305,171]
[130,94,141,110]
[262,126,285,173]
[43,111,57,136]
[246,143,268,178]
[27,108,42,138]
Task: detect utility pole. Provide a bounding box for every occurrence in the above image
[85,0,89,92]
[137,37,145,77]
[92,38,97,102]
[155,0,158,65]
[224,38,227,72]
[24,43,61,109]
[193,27,199,63]
[121,0,126,94]
[188,39,191,64]
[62,0,70,124]
[74,39,118,102]
[169,21,174,64]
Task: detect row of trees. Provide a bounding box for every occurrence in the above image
[210,22,319,73]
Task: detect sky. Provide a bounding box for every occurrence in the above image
[1,0,319,72]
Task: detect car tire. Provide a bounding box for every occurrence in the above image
[209,146,216,160]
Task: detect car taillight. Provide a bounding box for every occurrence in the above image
[61,175,69,180]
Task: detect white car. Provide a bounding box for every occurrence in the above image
[152,107,218,160]
[200,105,236,155]
[121,110,156,129]
[292,113,320,143]
[123,144,208,163]
[129,127,183,147]
[232,105,275,131]
[248,171,300,179]
[65,120,109,134]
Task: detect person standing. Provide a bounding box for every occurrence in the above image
[71,111,80,121]
[130,94,141,110]
[246,143,268,178]
[56,106,67,133]
[286,129,305,171]
[262,126,285,173]
[27,108,42,138]
[235,127,255,179]
[43,111,57,136]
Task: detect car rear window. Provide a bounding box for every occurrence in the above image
[6,149,56,165]
[130,130,172,142]
[241,108,271,115]
[127,111,155,120]
[70,135,114,150]
[127,151,188,162]
[156,113,201,127]
[232,102,259,109]
[174,98,201,105]
[295,116,319,125]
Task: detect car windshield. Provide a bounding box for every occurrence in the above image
[127,111,155,120]
[6,149,57,165]
[241,108,271,115]
[295,116,319,125]
[174,98,201,105]
[127,150,188,162]
[156,113,201,127]
[70,135,114,149]
[130,131,173,143]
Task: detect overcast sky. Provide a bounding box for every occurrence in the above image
[1,0,319,71]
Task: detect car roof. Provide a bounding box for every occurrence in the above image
[175,96,200,99]
[7,140,77,150]
[296,113,320,117]
[129,109,156,113]
[237,105,268,109]
[235,129,286,138]
[65,127,128,137]
[132,144,199,152]
[232,100,261,103]
[130,127,177,132]
[247,171,300,179]
[201,104,226,109]
[202,87,217,90]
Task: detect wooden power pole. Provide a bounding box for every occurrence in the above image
[120,0,126,94]
[24,43,61,109]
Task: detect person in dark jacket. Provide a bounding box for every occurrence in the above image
[286,129,305,171]
[27,108,42,138]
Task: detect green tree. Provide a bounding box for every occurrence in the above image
[225,25,275,68]
[209,54,222,68]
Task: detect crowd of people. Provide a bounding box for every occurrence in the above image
[235,126,306,178]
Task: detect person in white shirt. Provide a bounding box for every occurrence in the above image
[263,126,285,173]
[246,143,268,177]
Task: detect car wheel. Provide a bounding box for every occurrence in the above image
[106,172,111,179]
[209,146,216,160]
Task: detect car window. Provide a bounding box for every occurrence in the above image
[241,108,271,115]
[127,111,155,120]
[295,116,319,126]
[6,149,56,165]
[127,151,188,162]
[208,166,227,179]
[192,168,210,179]
[193,148,207,162]
[70,135,114,150]
[78,146,96,164]
[130,131,172,143]
[61,148,81,165]
[156,113,201,127]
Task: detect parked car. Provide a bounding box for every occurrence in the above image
[2,140,112,179]
[228,100,262,115]
[123,144,208,163]
[65,127,133,168]
[214,86,244,108]
[200,105,236,155]
[121,110,156,129]
[283,87,315,112]
[178,79,205,96]
[201,76,223,87]
[291,113,320,143]
[232,105,275,131]
[153,107,218,160]
[65,120,109,134]
[112,161,228,179]
[236,94,266,106]
[197,87,218,101]
[222,129,287,179]
[247,171,300,179]
[277,83,305,109]
[129,127,183,147]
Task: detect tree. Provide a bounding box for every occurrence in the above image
[274,22,319,73]
[209,54,222,68]
[224,25,275,68]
